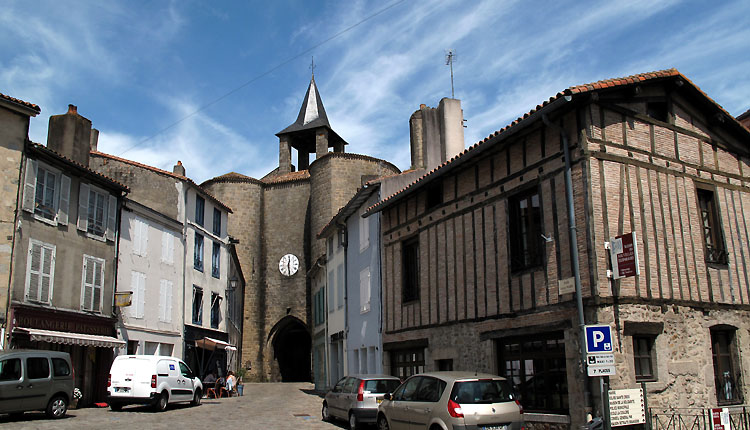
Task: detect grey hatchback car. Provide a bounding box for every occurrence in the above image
[0,350,74,419]
[377,371,524,430]
[323,374,402,429]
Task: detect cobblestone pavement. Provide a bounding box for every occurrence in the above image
[0,383,353,430]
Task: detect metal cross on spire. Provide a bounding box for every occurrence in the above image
[310,56,316,79]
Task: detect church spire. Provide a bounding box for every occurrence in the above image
[277,75,331,135]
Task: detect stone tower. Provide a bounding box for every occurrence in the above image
[201,76,399,382]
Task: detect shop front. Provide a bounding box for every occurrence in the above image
[9,304,124,406]
[184,324,232,379]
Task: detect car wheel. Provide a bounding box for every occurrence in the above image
[153,391,168,412]
[377,415,390,430]
[46,395,68,419]
[109,403,123,411]
[349,412,358,430]
[321,402,331,421]
[192,389,202,406]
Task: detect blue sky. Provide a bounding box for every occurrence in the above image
[2,0,749,184]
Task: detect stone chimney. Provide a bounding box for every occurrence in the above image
[409,98,465,171]
[173,161,186,176]
[47,104,93,166]
[90,128,99,152]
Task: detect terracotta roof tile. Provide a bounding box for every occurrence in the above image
[0,92,41,114]
[367,68,743,215]
[261,170,310,184]
[29,143,128,192]
[90,151,232,213]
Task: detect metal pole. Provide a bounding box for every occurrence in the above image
[543,110,590,420]
[642,382,650,430]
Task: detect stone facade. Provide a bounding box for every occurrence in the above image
[201,77,400,382]
[372,69,750,427]
[0,94,39,327]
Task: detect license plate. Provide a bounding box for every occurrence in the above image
[115,387,130,393]
[481,426,507,430]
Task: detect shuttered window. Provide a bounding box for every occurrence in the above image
[213,208,221,236]
[194,233,204,271]
[212,242,220,278]
[81,255,105,312]
[161,231,175,264]
[360,267,371,313]
[25,239,55,304]
[129,271,146,318]
[87,188,107,237]
[133,217,148,256]
[22,159,70,225]
[159,279,173,323]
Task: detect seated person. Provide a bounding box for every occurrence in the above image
[204,371,217,385]
[225,371,236,392]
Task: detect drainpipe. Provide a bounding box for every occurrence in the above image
[338,224,348,375]
[542,108,592,420]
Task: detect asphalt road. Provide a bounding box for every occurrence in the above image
[0,382,351,430]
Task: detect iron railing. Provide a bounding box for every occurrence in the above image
[649,406,750,430]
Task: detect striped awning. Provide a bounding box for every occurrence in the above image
[14,327,125,348]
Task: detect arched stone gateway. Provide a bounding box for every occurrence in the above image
[268,316,311,382]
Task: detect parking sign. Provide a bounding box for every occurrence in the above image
[585,325,613,354]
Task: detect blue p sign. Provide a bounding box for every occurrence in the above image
[585,325,613,353]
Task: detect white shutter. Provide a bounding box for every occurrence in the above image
[159,280,166,322]
[81,257,92,310]
[22,158,37,213]
[130,271,140,318]
[137,273,146,318]
[93,259,104,312]
[58,175,70,225]
[142,220,148,256]
[26,242,40,300]
[40,245,54,303]
[165,280,172,323]
[133,219,142,256]
[77,183,90,231]
[106,195,117,241]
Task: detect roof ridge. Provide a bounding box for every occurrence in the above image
[0,92,41,114]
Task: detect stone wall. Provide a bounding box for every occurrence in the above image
[0,108,28,322]
[90,154,181,220]
[200,177,265,380]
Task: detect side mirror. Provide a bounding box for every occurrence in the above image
[383,393,392,401]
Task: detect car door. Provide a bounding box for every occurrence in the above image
[387,376,422,430]
[341,377,358,414]
[177,361,197,402]
[408,376,445,430]
[24,355,52,411]
[0,357,23,413]
[329,377,348,418]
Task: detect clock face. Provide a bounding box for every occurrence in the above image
[279,253,299,277]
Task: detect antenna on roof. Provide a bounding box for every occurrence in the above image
[445,49,456,98]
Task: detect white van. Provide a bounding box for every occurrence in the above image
[107,355,203,411]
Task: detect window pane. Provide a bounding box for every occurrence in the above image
[52,358,70,377]
[27,357,50,379]
[0,359,21,381]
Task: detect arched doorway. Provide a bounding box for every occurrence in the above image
[269,316,311,382]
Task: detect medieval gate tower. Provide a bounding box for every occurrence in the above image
[202,76,399,382]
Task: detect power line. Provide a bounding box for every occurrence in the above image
[119,0,406,156]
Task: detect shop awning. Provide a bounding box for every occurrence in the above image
[194,337,234,351]
[14,327,125,348]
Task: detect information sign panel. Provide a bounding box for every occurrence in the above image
[609,388,645,427]
[610,232,640,279]
[588,365,616,376]
[587,354,615,366]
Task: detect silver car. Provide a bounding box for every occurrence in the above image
[377,371,524,430]
[323,374,402,429]
[0,350,74,419]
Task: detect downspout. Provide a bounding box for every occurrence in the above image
[542,106,592,420]
[339,224,348,375]
[376,207,383,374]
[181,184,189,361]
[4,144,29,349]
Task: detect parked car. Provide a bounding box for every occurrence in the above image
[107,355,202,411]
[0,349,74,419]
[323,374,402,429]
[377,371,524,430]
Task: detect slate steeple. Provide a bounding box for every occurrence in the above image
[276,75,346,174]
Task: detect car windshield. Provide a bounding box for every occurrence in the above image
[450,379,515,404]
[364,379,401,394]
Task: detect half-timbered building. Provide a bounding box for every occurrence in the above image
[367,69,750,427]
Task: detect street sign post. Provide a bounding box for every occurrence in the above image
[609,388,646,426]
